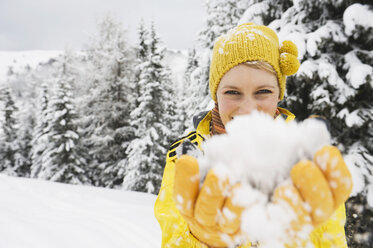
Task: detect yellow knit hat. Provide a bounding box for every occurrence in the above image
[209,23,300,101]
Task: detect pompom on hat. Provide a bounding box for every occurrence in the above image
[209,23,300,101]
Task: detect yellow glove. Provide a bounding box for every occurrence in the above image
[173,155,244,247]
[274,145,353,234]
[291,145,352,226]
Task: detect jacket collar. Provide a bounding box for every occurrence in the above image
[276,107,296,122]
[194,111,212,136]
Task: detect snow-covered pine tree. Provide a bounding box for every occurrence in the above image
[13,98,34,178]
[178,49,200,132]
[30,83,51,178]
[183,49,199,87]
[123,22,175,194]
[199,0,250,50]
[148,22,181,145]
[131,19,148,119]
[0,87,19,176]
[80,14,135,188]
[337,3,373,247]
[238,0,292,26]
[38,59,89,185]
[2,53,63,179]
[260,1,373,246]
[137,20,148,64]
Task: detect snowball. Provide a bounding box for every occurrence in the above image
[198,111,331,244]
[240,201,296,246]
[298,118,331,157]
[200,111,330,194]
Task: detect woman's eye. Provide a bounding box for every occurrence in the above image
[256,89,272,94]
[224,90,240,95]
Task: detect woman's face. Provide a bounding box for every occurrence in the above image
[216,64,280,126]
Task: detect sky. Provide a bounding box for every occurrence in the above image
[0,0,206,51]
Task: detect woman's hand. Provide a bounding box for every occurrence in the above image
[174,145,352,247]
[173,155,244,248]
[274,145,353,242]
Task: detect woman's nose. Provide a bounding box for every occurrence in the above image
[237,97,257,115]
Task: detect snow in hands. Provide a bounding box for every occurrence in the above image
[200,111,331,193]
[198,111,331,246]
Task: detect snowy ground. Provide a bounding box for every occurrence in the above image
[0,174,161,248]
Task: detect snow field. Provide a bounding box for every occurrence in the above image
[0,174,161,248]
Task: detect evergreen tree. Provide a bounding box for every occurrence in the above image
[137,19,149,62]
[148,22,181,145]
[81,14,135,188]
[132,20,149,117]
[183,50,213,126]
[179,49,199,131]
[199,0,249,50]
[123,22,175,194]
[184,49,199,86]
[30,83,50,178]
[238,0,292,26]
[38,61,89,185]
[13,101,34,177]
[265,1,373,247]
[0,87,19,176]
[344,143,373,247]
[3,52,59,179]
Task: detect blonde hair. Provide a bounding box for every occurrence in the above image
[244,61,280,97]
[244,61,277,78]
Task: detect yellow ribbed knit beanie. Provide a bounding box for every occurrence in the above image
[209,23,300,101]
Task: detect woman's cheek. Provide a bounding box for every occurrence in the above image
[219,99,237,115]
[258,98,278,115]
[218,99,238,124]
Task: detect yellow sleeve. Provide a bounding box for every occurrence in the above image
[154,158,208,248]
[309,204,349,248]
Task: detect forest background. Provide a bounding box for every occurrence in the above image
[0,0,372,247]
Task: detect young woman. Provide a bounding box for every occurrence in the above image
[154,23,352,248]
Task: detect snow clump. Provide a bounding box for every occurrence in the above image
[198,111,331,246]
[199,111,330,194]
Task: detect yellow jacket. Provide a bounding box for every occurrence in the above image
[154,108,348,247]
